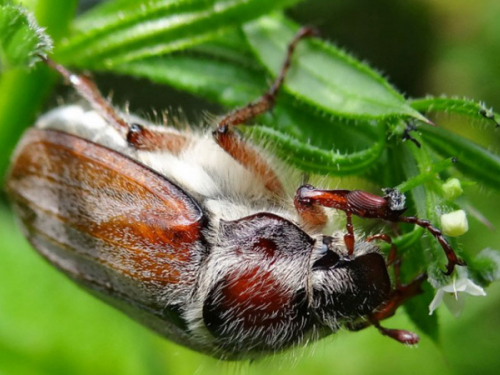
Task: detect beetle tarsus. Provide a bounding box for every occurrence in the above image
[369,313,420,345]
[376,325,420,345]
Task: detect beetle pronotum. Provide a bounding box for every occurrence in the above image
[6,28,464,360]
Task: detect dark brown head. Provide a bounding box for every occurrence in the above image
[310,234,391,327]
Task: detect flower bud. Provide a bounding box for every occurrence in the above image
[442,178,463,201]
[441,210,468,236]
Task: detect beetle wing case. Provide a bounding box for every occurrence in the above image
[5,126,213,352]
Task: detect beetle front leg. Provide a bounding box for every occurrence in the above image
[368,317,420,345]
[41,57,188,154]
[296,184,465,275]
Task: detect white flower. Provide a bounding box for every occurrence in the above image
[440,210,468,237]
[429,276,486,317]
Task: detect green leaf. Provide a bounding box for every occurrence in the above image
[246,122,385,175]
[114,55,266,107]
[243,15,429,122]
[0,1,53,70]
[420,125,500,192]
[410,96,500,127]
[189,29,256,66]
[56,0,302,68]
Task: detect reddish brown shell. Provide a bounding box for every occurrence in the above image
[6,128,206,309]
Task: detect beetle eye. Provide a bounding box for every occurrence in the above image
[312,250,340,270]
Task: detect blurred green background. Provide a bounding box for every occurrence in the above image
[2,0,500,374]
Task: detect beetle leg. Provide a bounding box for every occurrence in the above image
[346,273,426,345]
[366,233,396,263]
[213,27,317,197]
[344,211,355,256]
[368,318,420,345]
[295,184,464,275]
[399,216,466,276]
[216,27,317,130]
[213,129,285,195]
[125,123,188,153]
[40,56,188,153]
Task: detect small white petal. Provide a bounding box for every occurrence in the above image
[463,280,487,296]
[428,276,486,316]
[441,278,466,293]
[429,289,445,315]
[441,210,469,236]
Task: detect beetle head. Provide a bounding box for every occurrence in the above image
[310,234,391,328]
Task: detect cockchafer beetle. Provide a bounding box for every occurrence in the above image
[5,28,464,360]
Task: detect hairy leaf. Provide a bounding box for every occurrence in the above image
[114,55,266,107]
[57,0,302,68]
[420,125,500,192]
[468,248,500,287]
[411,96,500,127]
[0,1,53,70]
[247,123,385,175]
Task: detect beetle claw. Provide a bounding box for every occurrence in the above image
[442,258,467,276]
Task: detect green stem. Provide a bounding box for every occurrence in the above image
[395,157,455,193]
